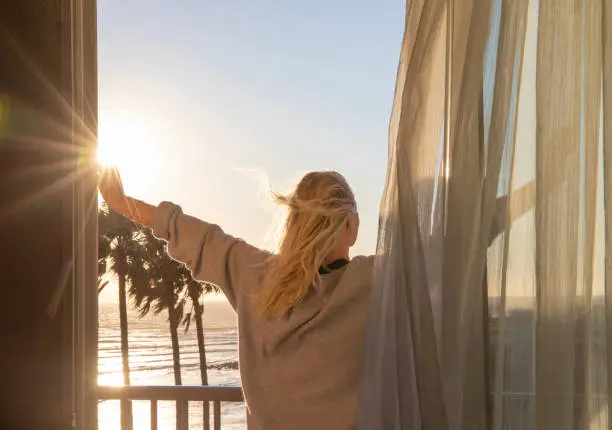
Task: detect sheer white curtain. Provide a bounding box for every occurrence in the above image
[358,1,612,429]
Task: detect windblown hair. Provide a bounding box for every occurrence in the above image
[258,171,356,318]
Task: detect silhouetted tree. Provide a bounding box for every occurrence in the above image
[98,204,148,430]
[130,228,189,429]
[182,278,219,427]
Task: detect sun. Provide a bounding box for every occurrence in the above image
[97,109,162,195]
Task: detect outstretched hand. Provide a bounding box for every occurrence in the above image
[98,165,157,228]
[99,166,127,210]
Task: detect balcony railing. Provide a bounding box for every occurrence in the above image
[97,385,244,430]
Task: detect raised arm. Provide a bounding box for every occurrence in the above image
[99,167,265,309]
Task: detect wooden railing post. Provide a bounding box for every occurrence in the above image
[204,401,210,430]
[177,401,188,430]
[214,401,221,430]
[150,400,158,430]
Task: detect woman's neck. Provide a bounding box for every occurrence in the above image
[324,248,349,264]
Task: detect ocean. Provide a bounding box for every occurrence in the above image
[98,297,246,429]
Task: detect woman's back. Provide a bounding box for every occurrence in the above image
[153,200,374,429]
[237,255,373,430]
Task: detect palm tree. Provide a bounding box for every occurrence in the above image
[97,214,110,294]
[98,204,148,430]
[183,279,213,384]
[131,228,190,430]
[129,226,220,430]
[182,278,219,429]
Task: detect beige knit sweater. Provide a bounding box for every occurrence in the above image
[153,201,374,429]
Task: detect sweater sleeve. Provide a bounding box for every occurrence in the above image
[152,201,265,309]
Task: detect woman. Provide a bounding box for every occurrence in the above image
[99,167,537,429]
[99,167,374,430]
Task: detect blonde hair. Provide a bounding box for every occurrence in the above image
[257,171,356,318]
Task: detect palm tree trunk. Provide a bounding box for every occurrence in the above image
[118,272,133,430]
[168,293,187,429]
[193,298,209,384]
[190,283,210,428]
[169,303,183,384]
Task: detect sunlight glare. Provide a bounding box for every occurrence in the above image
[97,110,162,195]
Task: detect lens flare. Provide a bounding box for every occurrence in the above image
[97,109,161,194]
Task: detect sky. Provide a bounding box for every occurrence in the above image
[97,1,607,304]
[97,0,405,259]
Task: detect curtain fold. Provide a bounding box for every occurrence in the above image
[358,0,612,428]
[603,1,612,428]
[535,2,582,429]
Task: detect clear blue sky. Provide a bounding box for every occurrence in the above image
[97,0,405,256]
[97,1,607,303]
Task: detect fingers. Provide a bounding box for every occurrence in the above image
[98,166,126,197]
[100,166,121,184]
[99,166,113,190]
[110,167,125,195]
